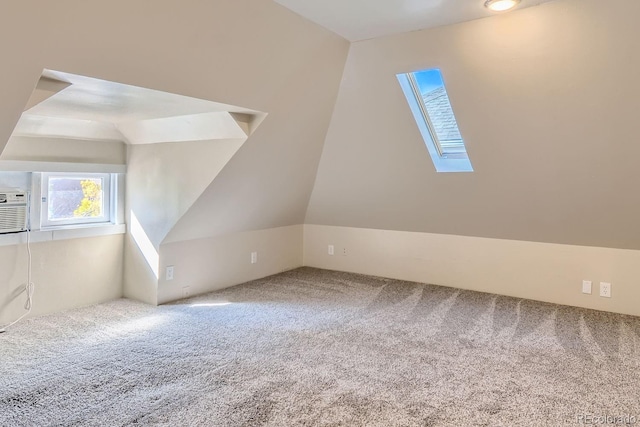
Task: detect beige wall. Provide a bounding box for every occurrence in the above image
[0,0,349,242]
[1,137,125,165]
[126,139,245,250]
[1,0,348,310]
[7,0,638,320]
[304,225,640,317]
[0,118,127,320]
[123,235,158,306]
[306,0,640,250]
[0,234,124,325]
[159,225,303,304]
[124,139,245,303]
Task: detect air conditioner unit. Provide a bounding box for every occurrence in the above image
[0,190,29,234]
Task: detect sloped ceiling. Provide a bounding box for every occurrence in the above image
[23,76,71,112]
[0,0,349,243]
[6,0,633,256]
[274,0,559,41]
[128,139,247,249]
[11,70,263,145]
[306,0,640,250]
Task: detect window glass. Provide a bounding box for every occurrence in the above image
[397,68,473,172]
[42,173,111,227]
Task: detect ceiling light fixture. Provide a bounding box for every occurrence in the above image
[484,0,521,12]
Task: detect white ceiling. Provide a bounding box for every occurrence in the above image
[273,0,559,41]
[32,70,254,123]
[13,70,264,145]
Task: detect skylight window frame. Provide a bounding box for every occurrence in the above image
[397,69,473,173]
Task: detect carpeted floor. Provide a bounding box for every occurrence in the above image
[1,267,640,426]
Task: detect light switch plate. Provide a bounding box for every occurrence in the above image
[582,280,592,294]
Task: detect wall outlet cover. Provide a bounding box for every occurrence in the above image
[600,282,611,298]
[166,266,174,281]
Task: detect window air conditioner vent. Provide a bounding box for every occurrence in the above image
[0,191,29,234]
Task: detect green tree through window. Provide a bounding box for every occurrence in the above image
[73,179,103,217]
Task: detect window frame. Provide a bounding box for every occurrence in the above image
[397,69,473,173]
[41,172,113,228]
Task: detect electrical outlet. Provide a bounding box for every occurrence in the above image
[600,282,611,298]
[182,286,190,298]
[342,247,347,256]
[328,245,334,255]
[251,252,258,264]
[582,280,592,294]
[166,266,174,281]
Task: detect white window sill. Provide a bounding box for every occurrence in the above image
[0,223,126,247]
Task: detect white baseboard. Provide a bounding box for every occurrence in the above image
[303,224,640,317]
[158,225,303,304]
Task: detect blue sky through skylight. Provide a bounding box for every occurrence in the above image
[413,69,444,95]
[396,68,473,172]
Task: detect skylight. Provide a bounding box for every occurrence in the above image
[397,69,473,173]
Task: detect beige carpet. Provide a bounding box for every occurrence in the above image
[1,267,639,426]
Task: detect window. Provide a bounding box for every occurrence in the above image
[41,173,113,227]
[397,68,473,173]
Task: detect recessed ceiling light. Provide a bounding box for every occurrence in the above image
[484,0,521,12]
